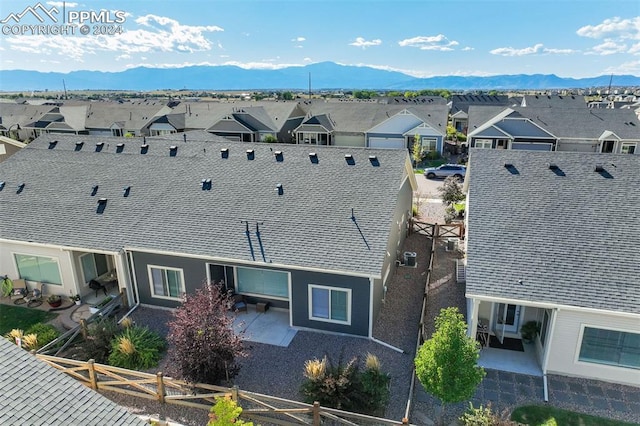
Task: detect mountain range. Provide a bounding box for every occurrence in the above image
[1,62,638,92]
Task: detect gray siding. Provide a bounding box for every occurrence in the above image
[290,270,370,336]
[131,251,209,308]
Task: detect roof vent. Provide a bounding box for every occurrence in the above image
[48,140,58,149]
[95,142,104,152]
[548,163,565,176]
[16,183,25,194]
[368,155,379,166]
[594,164,604,173]
[116,143,125,153]
[183,133,187,143]
[345,154,355,165]
[504,163,519,175]
[91,185,99,196]
[169,145,178,157]
[140,144,149,154]
[74,141,84,151]
[123,186,131,197]
[96,198,108,214]
[201,178,212,191]
[221,148,229,159]
[276,183,283,195]
[246,149,255,160]
[0,181,4,191]
[594,164,613,179]
[309,152,318,164]
[274,150,283,162]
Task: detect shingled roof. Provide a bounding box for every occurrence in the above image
[466,149,640,315]
[0,134,412,277]
[0,339,145,426]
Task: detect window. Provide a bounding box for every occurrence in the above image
[148,266,184,299]
[579,327,640,369]
[80,253,108,283]
[309,285,351,324]
[421,138,437,152]
[621,143,636,154]
[236,267,288,298]
[601,140,615,153]
[14,254,62,285]
[475,139,493,149]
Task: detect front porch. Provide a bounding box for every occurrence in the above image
[478,343,542,376]
[232,307,297,347]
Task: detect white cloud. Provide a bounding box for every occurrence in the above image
[46,1,77,7]
[577,17,640,55]
[219,54,230,58]
[126,60,307,70]
[604,59,640,75]
[292,36,306,42]
[398,34,459,51]
[576,17,640,39]
[349,37,382,49]
[461,46,474,51]
[3,14,224,61]
[303,57,312,62]
[116,54,131,61]
[295,45,304,49]
[490,43,576,56]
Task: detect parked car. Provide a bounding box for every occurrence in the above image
[424,164,466,180]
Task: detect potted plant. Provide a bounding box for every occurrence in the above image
[69,293,81,305]
[520,321,541,344]
[47,294,62,308]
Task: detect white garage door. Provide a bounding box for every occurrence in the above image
[369,137,405,149]
[511,142,553,151]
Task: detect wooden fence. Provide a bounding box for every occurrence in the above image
[411,220,464,239]
[35,354,413,426]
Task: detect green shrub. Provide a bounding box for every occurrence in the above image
[25,323,60,350]
[108,326,165,370]
[460,402,515,426]
[70,318,121,363]
[208,397,254,426]
[300,353,390,415]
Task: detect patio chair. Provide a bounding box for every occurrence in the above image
[10,279,28,300]
[89,279,108,297]
[231,294,247,313]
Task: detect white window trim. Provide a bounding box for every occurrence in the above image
[234,266,290,300]
[421,137,437,152]
[475,139,493,149]
[147,264,185,301]
[13,251,63,286]
[308,284,352,325]
[574,323,640,370]
[621,142,637,154]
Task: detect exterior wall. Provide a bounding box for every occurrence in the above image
[0,240,78,297]
[290,270,370,336]
[371,176,412,324]
[87,129,115,136]
[333,134,365,147]
[129,250,373,336]
[546,309,640,386]
[0,141,23,162]
[130,251,210,308]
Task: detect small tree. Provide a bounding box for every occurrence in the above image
[208,396,253,426]
[263,134,278,143]
[438,176,465,206]
[412,134,422,168]
[167,282,244,384]
[415,308,485,422]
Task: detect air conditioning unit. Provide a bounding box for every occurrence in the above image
[403,251,417,267]
[446,238,458,252]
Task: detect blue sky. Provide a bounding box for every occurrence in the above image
[1,0,639,78]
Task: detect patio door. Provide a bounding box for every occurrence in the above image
[209,264,234,292]
[493,303,522,344]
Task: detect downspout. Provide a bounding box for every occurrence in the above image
[541,308,559,402]
[119,250,141,322]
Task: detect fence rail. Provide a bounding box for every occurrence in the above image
[35,354,413,425]
[411,220,464,239]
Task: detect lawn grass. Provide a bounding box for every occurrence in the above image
[511,404,639,426]
[0,304,57,335]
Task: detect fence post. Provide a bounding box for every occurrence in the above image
[157,372,166,403]
[80,319,88,339]
[312,401,320,426]
[120,289,129,309]
[87,359,98,390]
[231,385,239,402]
